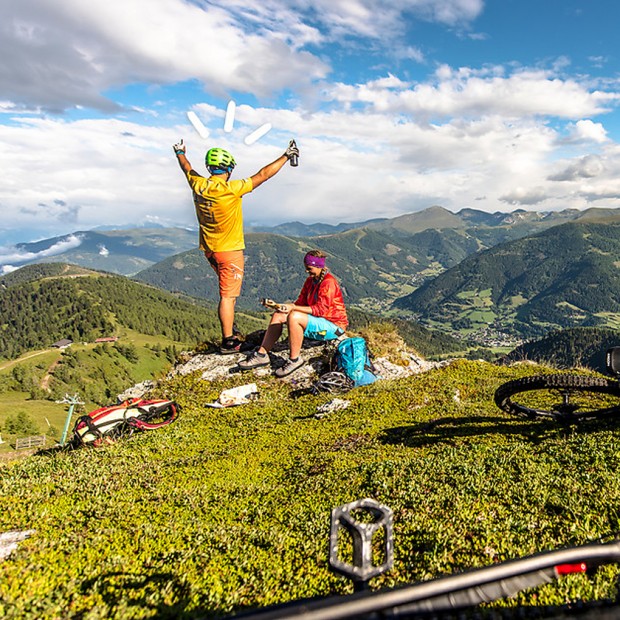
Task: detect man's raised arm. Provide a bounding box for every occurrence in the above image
[250,140,299,189]
[173,139,192,174]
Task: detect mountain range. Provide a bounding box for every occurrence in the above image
[2,227,198,276]
[6,205,620,340]
[395,221,620,338]
[7,205,620,278]
[0,262,462,362]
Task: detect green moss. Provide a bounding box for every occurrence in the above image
[1,360,620,617]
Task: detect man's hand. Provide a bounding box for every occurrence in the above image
[174,139,191,173]
[284,139,299,161]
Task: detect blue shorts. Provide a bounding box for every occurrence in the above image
[303,316,345,341]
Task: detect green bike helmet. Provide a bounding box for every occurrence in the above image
[205,147,236,173]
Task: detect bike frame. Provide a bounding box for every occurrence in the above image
[230,540,620,619]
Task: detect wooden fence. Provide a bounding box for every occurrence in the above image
[15,435,47,450]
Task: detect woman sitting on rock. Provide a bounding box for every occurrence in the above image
[238,250,348,377]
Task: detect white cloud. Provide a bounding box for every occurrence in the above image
[1,0,329,112]
[393,45,426,63]
[305,0,484,35]
[327,66,620,120]
[567,119,609,143]
[0,0,486,114]
[577,184,620,202]
[4,85,620,239]
[548,155,605,182]
[499,186,553,206]
[4,0,620,239]
[221,0,483,44]
[0,116,196,235]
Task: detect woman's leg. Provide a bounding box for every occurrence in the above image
[258,311,287,354]
[286,311,309,359]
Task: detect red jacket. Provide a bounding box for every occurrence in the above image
[295,272,348,329]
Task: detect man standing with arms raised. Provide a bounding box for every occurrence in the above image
[174,139,299,353]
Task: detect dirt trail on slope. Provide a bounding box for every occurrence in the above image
[40,359,61,392]
[0,350,50,372]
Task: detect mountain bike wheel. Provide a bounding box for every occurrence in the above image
[494,374,620,421]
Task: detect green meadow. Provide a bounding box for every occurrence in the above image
[1,358,620,618]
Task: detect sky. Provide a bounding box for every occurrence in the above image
[2,0,620,248]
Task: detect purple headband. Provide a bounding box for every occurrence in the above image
[304,253,326,268]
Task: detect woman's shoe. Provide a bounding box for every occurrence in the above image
[238,351,270,370]
[275,357,305,378]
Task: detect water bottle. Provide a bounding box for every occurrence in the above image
[289,140,298,167]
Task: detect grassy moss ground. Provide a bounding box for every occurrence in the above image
[1,359,620,618]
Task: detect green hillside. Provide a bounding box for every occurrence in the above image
[2,263,620,616]
[0,266,463,451]
[1,356,620,617]
[133,229,477,313]
[394,221,620,338]
[500,327,620,373]
[0,267,269,450]
[0,262,462,386]
[134,209,620,321]
[0,265,261,361]
[0,336,181,448]
[0,263,95,287]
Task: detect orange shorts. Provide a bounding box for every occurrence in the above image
[205,250,244,298]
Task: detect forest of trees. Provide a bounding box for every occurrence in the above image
[47,342,178,405]
[0,273,226,360]
[501,327,620,373]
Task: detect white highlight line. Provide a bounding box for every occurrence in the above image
[224,100,236,133]
[244,123,272,145]
[187,111,209,139]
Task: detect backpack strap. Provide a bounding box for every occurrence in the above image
[127,400,180,431]
[73,414,104,445]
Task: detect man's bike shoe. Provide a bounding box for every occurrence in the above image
[219,337,244,354]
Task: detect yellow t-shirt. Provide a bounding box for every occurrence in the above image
[186,171,253,252]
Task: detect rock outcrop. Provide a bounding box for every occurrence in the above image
[118,336,448,401]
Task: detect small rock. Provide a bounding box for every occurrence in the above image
[0,530,35,562]
[315,398,351,418]
[117,380,155,402]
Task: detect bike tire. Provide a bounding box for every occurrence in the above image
[494,374,620,421]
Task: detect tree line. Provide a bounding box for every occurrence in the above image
[0,273,224,360]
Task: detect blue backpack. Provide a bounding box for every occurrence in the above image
[333,337,378,388]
